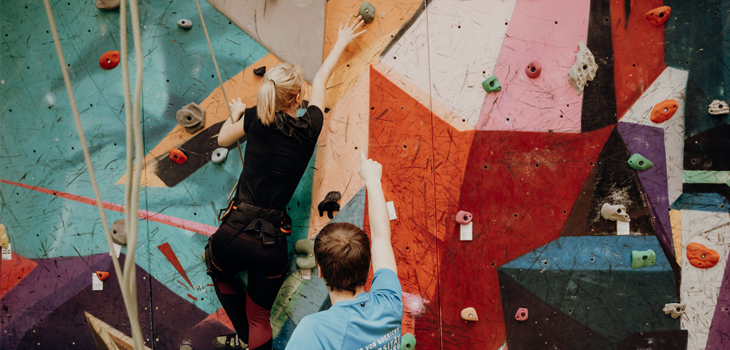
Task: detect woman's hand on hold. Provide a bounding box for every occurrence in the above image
[358,150,382,186]
[229,98,246,122]
[336,15,366,48]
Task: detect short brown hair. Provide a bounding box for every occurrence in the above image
[314,222,371,294]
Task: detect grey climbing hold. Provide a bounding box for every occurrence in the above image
[176,102,206,134]
[95,0,120,10]
[627,154,654,170]
[318,191,342,219]
[111,219,127,246]
[253,66,266,77]
[358,2,376,24]
[295,239,316,269]
[211,147,228,164]
[177,19,193,29]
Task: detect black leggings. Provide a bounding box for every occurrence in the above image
[209,223,289,350]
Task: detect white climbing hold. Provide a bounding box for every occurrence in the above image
[211,147,228,164]
[663,303,686,319]
[600,203,630,222]
[708,100,729,115]
[567,41,597,95]
[177,19,193,29]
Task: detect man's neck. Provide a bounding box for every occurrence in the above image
[329,286,366,306]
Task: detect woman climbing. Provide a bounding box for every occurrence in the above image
[205,16,366,350]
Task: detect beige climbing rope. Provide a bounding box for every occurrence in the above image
[42,0,144,348]
[193,0,246,167]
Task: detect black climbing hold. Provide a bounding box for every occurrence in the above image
[253,66,266,77]
[318,191,342,219]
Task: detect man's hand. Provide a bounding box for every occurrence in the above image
[358,150,382,186]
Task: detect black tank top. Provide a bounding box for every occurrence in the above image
[234,105,324,210]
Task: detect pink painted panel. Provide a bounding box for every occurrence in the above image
[477,0,590,133]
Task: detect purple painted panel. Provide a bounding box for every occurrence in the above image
[707,251,730,350]
[0,254,109,349]
[618,122,674,257]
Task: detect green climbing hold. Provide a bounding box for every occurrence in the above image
[401,332,416,350]
[358,2,376,24]
[631,249,656,269]
[295,239,317,269]
[482,75,502,93]
[628,154,654,170]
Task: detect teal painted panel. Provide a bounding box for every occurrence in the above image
[499,236,679,345]
[670,192,730,213]
[329,186,366,229]
[664,0,730,137]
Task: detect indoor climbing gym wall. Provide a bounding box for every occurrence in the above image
[1,0,729,349]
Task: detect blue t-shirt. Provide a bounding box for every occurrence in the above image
[286,268,403,350]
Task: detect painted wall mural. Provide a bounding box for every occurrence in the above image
[1,0,728,349]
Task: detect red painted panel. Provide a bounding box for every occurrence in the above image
[366,67,475,348]
[439,126,613,349]
[158,242,194,288]
[612,0,666,119]
[0,252,37,298]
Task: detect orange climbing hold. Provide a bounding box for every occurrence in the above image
[686,243,720,268]
[169,148,187,164]
[645,6,671,27]
[96,271,110,281]
[650,99,678,124]
[99,51,120,70]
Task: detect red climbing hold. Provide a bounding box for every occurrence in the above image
[686,242,720,269]
[645,6,671,27]
[650,99,678,124]
[99,51,120,70]
[96,271,110,282]
[169,148,188,164]
[525,61,541,79]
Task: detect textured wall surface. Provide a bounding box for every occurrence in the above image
[1,0,728,349]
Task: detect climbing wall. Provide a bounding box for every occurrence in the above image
[1,0,729,349]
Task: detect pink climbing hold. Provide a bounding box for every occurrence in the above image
[515,308,529,321]
[525,61,542,79]
[455,210,473,225]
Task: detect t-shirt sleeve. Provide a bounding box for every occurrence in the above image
[302,105,324,137]
[370,268,404,316]
[285,316,317,350]
[243,107,258,133]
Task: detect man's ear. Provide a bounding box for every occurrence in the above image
[316,263,323,279]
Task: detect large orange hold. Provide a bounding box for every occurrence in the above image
[650,99,678,124]
[169,148,187,164]
[645,6,671,27]
[686,243,720,268]
[99,50,120,70]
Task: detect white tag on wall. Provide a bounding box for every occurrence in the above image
[617,220,630,236]
[460,222,473,241]
[92,273,103,291]
[386,201,397,220]
[112,243,122,258]
[301,268,311,280]
[2,243,11,260]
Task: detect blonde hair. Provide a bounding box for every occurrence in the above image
[256,63,304,126]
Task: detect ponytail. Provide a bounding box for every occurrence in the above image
[256,79,278,126]
[256,63,304,126]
